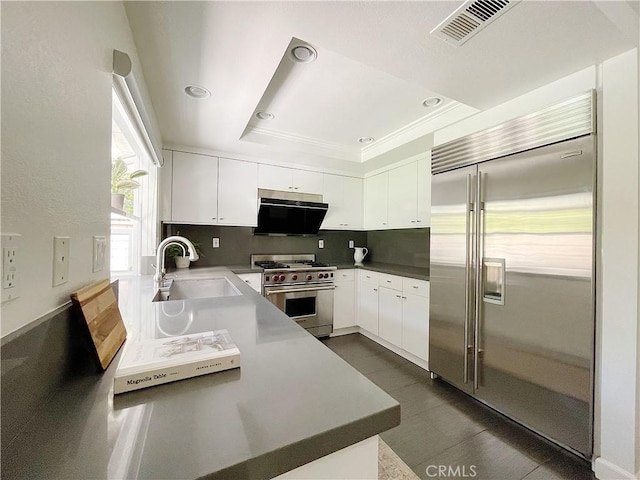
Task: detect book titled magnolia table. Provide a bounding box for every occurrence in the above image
[114,330,240,394]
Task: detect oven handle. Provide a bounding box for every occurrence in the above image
[264,285,336,295]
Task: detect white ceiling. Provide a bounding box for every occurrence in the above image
[124,1,638,172]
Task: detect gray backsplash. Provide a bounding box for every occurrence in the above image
[165,225,428,268]
[365,228,430,268]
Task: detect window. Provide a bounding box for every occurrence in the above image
[111,89,158,274]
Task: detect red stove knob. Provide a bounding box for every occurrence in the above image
[279,275,286,282]
[306,274,313,281]
[292,274,298,281]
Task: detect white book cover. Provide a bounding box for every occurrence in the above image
[113,330,240,394]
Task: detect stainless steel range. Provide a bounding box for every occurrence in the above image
[252,254,336,338]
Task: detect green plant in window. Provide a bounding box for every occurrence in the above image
[111,158,148,194]
[111,158,148,214]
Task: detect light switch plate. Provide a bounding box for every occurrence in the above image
[93,236,106,272]
[212,238,220,248]
[1,233,21,303]
[318,239,324,249]
[53,236,70,286]
[349,240,354,248]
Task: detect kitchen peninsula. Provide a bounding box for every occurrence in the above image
[2,268,399,479]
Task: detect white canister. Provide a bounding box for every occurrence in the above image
[354,247,369,266]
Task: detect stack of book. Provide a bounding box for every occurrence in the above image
[114,329,240,394]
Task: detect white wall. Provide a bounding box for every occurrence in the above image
[433,49,640,480]
[595,48,640,480]
[0,2,157,337]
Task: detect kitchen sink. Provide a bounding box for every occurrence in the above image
[152,277,242,302]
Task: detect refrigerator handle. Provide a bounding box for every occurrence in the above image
[464,173,474,384]
[474,171,485,390]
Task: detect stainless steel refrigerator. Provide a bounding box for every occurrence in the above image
[429,92,596,459]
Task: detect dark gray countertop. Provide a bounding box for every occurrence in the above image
[336,262,430,281]
[2,268,399,479]
[226,262,429,280]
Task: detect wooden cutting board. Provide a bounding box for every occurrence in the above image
[70,279,127,370]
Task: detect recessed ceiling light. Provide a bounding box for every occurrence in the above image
[184,85,211,99]
[358,137,375,145]
[256,111,275,121]
[422,97,442,108]
[289,44,317,64]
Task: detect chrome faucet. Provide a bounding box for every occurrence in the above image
[155,236,199,286]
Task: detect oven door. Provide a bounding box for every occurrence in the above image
[264,284,334,337]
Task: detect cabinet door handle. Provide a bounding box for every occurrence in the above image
[411,220,416,223]
[402,296,407,299]
[373,288,378,292]
[211,217,217,219]
[417,220,422,223]
[386,280,391,283]
[396,294,401,298]
[413,285,419,289]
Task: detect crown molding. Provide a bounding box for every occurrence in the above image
[361,101,478,162]
[243,125,359,162]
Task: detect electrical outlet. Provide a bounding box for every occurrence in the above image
[3,248,16,289]
[318,239,324,249]
[1,233,20,303]
[349,240,354,248]
[212,238,220,248]
[93,236,106,272]
[53,236,70,286]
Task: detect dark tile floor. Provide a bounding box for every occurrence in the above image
[322,333,595,480]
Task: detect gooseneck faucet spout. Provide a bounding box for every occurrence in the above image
[155,236,199,286]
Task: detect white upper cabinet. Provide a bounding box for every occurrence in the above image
[416,156,431,226]
[258,164,323,195]
[364,172,388,229]
[293,169,323,195]
[258,164,291,192]
[322,174,363,230]
[388,162,418,228]
[368,155,431,230]
[171,151,218,224]
[217,158,258,226]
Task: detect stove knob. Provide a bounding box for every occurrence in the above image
[292,274,298,281]
[306,274,313,281]
[319,273,326,279]
[279,275,286,282]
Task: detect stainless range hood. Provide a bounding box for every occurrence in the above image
[255,189,328,236]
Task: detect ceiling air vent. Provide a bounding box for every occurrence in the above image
[431,0,519,47]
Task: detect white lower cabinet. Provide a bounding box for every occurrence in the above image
[333,269,356,329]
[357,270,380,336]
[356,269,430,364]
[401,290,429,361]
[237,273,261,293]
[378,286,402,346]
